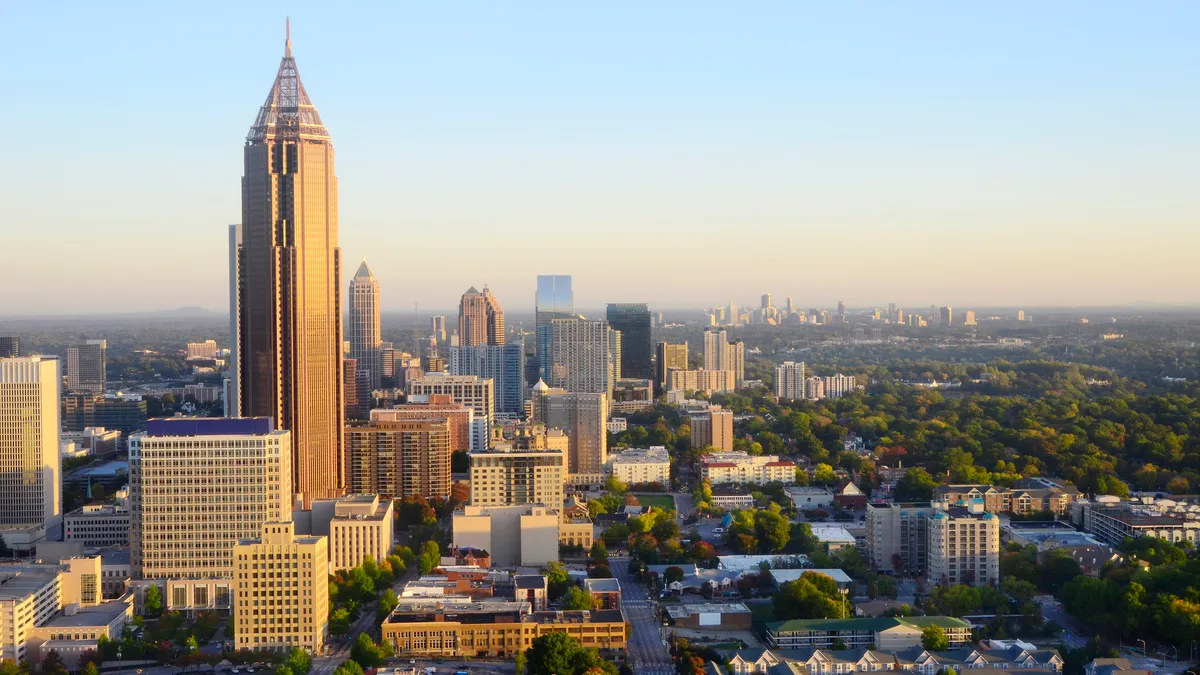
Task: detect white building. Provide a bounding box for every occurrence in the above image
[703,330,745,387]
[0,357,62,539]
[699,452,796,485]
[928,502,1001,587]
[186,340,219,360]
[822,374,857,399]
[408,374,496,450]
[775,361,806,400]
[606,418,627,434]
[610,447,671,486]
[549,317,620,402]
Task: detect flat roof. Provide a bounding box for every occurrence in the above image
[145,417,274,436]
[769,569,853,585]
[810,524,857,543]
[101,549,131,565]
[43,601,130,627]
[665,602,750,619]
[0,567,59,600]
[583,578,620,593]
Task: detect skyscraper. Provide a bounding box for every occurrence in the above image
[450,340,526,414]
[550,317,618,402]
[348,259,383,390]
[606,303,652,380]
[761,294,772,310]
[430,316,447,343]
[237,26,344,505]
[227,224,242,417]
[0,357,62,536]
[535,275,573,380]
[458,286,504,347]
[0,336,18,358]
[655,342,689,391]
[775,361,806,401]
[344,420,452,500]
[702,329,744,387]
[939,306,953,327]
[66,340,106,394]
[532,382,608,475]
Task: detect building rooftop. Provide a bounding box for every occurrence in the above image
[42,600,131,627]
[768,616,971,633]
[583,578,620,593]
[514,575,546,590]
[529,609,624,624]
[101,549,131,566]
[810,524,857,543]
[144,417,274,437]
[768,569,853,586]
[665,602,750,619]
[610,447,670,464]
[0,566,59,600]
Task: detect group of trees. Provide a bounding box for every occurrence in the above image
[519,632,618,675]
[772,572,848,621]
[328,550,411,635]
[725,504,793,554]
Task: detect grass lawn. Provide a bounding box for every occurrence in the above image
[634,494,676,510]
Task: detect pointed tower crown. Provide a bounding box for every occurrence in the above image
[248,21,329,142]
[353,259,375,280]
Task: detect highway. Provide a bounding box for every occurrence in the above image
[610,554,673,675]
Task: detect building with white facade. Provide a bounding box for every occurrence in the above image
[408,374,496,450]
[0,357,62,540]
[699,453,796,485]
[775,361,806,400]
[928,502,1001,587]
[549,317,619,402]
[610,447,671,486]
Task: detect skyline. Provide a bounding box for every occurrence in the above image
[2,3,1199,314]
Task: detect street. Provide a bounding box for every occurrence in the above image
[312,557,424,675]
[610,554,673,675]
[1034,595,1086,650]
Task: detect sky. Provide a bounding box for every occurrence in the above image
[1,2,1198,315]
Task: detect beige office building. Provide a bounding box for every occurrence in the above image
[0,566,62,662]
[610,447,671,486]
[348,260,383,390]
[865,502,937,574]
[470,431,566,509]
[129,418,292,580]
[452,505,561,567]
[928,504,1000,587]
[667,368,736,396]
[233,521,328,653]
[407,373,495,446]
[655,342,688,389]
[458,286,506,347]
[344,420,451,500]
[532,383,607,474]
[237,31,345,508]
[690,406,735,452]
[702,330,744,387]
[329,494,394,572]
[1,357,62,536]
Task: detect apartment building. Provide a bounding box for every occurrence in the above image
[698,452,796,485]
[610,447,671,486]
[865,502,937,574]
[232,522,328,654]
[531,383,607,475]
[766,616,971,651]
[329,495,394,572]
[690,406,735,452]
[775,361,806,400]
[667,368,737,396]
[129,417,292,581]
[1085,509,1200,548]
[702,330,745,387]
[927,503,1001,587]
[934,484,1079,515]
[371,400,472,452]
[469,431,566,509]
[381,599,626,659]
[344,419,452,500]
[407,374,495,449]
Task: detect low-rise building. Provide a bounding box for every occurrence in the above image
[583,578,621,609]
[934,483,1079,516]
[26,595,134,669]
[64,503,131,548]
[728,642,1062,675]
[664,602,752,630]
[710,485,754,510]
[99,549,131,599]
[452,505,561,567]
[606,418,627,434]
[514,575,548,610]
[381,600,627,659]
[559,513,594,550]
[232,522,328,654]
[811,524,858,552]
[788,487,835,510]
[610,447,671,486]
[329,494,394,572]
[766,616,972,651]
[834,483,868,510]
[0,566,62,662]
[1084,508,1200,547]
[700,453,796,485]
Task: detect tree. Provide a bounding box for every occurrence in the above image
[40,651,67,675]
[184,636,199,653]
[81,664,99,675]
[561,586,597,611]
[589,540,608,565]
[523,631,615,675]
[812,463,836,485]
[895,468,938,502]
[143,585,162,616]
[0,660,24,675]
[664,566,685,584]
[514,652,527,675]
[419,540,441,575]
[773,577,841,621]
[921,624,949,651]
[275,667,294,675]
[332,661,365,675]
[285,648,312,675]
[377,588,399,621]
[329,607,351,636]
[544,561,572,600]
[350,634,391,669]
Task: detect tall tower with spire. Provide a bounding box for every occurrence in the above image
[348,259,382,390]
[238,22,344,506]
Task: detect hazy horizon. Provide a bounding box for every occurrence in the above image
[2,3,1197,315]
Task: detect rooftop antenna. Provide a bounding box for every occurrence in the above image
[285,17,292,58]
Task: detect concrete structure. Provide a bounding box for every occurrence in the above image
[448,342,525,415]
[934,484,1079,515]
[66,340,106,394]
[348,260,383,390]
[668,368,737,396]
[865,502,937,574]
[928,503,1001,587]
[766,616,972,650]
[939,306,953,327]
[100,549,131,599]
[810,524,858,551]
[699,452,796,485]
[549,317,619,401]
[535,275,574,382]
[407,374,495,449]
[469,431,566,509]
[381,599,626,659]
[690,406,735,452]
[0,565,62,663]
[607,303,653,380]
[236,33,345,508]
[329,494,394,572]
[710,486,754,509]
[458,286,505,347]
[775,361,807,400]
[610,447,671,486]
[371,399,473,453]
[451,505,561,567]
[532,383,608,475]
[130,418,292,580]
[655,342,688,390]
[233,521,328,653]
[703,330,745,387]
[607,418,627,434]
[0,357,62,541]
[344,419,452,500]
[788,487,835,510]
[25,596,134,670]
[664,602,752,630]
[186,340,220,360]
[64,504,130,547]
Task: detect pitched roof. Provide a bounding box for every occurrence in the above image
[248,23,328,142]
[354,259,374,280]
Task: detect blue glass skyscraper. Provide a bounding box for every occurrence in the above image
[535,275,574,381]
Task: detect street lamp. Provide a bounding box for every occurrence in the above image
[1136,639,1146,657]
[117,651,123,674]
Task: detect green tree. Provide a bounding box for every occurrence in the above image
[773,577,841,620]
[377,589,399,621]
[523,631,614,675]
[350,634,391,669]
[285,648,312,675]
[143,585,162,616]
[81,664,99,675]
[185,636,199,653]
[275,666,294,675]
[329,607,351,636]
[895,468,938,502]
[544,561,572,600]
[921,624,949,651]
[514,652,527,675]
[812,463,836,484]
[589,540,608,565]
[419,540,442,575]
[754,506,791,553]
[561,586,596,611]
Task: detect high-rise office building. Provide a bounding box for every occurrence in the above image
[761,294,772,310]
[233,521,328,653]
[227,223,242,417]
[430,316,447,343]
[458,286,506,347]
[606,304,652,380]
[407,373,495,449]
[449,341,526,415]
[655,342,689,390]
[532,383,607,475]
[470,427,566,508]
[549,318,618,401]
[775,361,806,400]
[236,28,344,506]
[726,302,739,326]
[66,340,106,394]
[689,407,734,452]
[963,310,977,326]
[0,357,62,535]
[535,275,574,380]
[1017,310,1026,322]
[0,337,19,358]
[344,420,452,500]
[130,417,292,580]
[785,298,794,315]
[348,260,383,390]
[837,300,846,317]
[939,306,953,327]
[702,330,744,387]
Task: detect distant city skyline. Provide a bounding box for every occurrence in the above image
[2,4,1198,313]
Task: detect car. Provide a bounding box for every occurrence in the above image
[247,669,254,673]
[231,670,239,674]
[712,527,725,533]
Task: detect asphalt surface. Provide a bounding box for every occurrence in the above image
[1034,595,1086,650]
[610,554,672,675]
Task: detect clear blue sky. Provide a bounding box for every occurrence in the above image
[1,2,1197,314]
